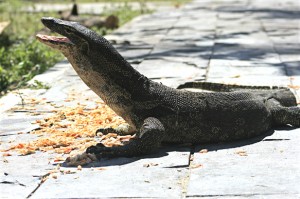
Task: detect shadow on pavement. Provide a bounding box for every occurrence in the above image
[60,126,296,168]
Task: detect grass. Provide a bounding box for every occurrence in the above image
[36,0,189,4]
[0,0,152,94]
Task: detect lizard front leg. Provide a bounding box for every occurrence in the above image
[86,117,165,158]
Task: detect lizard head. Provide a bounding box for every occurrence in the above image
[36,17,95,55]
[36,16,125,74]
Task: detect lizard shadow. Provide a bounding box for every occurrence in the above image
[61,148,171,168]
[193,126,295,152]
[61,126,295,168]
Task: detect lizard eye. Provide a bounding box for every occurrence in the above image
[65,28,72,34]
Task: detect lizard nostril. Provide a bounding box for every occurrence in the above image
[41,17,56,29]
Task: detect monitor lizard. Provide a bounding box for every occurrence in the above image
[36,17,300,158]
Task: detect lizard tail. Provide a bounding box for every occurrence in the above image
[177,81,286,92]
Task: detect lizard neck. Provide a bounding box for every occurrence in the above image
[63,47,156,127]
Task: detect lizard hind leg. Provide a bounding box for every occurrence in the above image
[267,98,300,127]
[87,117,165,158]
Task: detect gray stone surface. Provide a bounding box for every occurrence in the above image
[32,147,190,198]
[1,0,300,198]
[187,129,300,197]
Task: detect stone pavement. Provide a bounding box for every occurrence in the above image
[1,0,300,198]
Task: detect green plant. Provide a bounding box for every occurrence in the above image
[28,80,51,90]
[0,0,179,94]
[0,39,63,92]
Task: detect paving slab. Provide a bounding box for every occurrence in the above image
[187,129,300,197]
[32,146,190,198]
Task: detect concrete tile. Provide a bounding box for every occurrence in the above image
[187,129,300,197]
[216,31,273,46]
[31,147,191,198]
[207,63,287,78]
[1,152,58,198]
[136,59,206,80]
[0,113,42,135]
[286,61,300,76]
[149,43,212,60]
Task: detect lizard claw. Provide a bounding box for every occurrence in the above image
[96,143,105,147]
[95,127,114,136]
[86,143,105,153]
[86,143,114,159]
[86,145,99,154]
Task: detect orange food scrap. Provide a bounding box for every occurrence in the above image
[235,150,248,156]
[191,164,203,169]
[96,168,107,171]
[53,156,65,162]
[15,143,25,149]
[199,149,208,153]
[5,99,134,166]
[19,148,35,155]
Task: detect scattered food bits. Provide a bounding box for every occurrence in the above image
[5,99,132,166]
[53,156,65,162]
[235,150,248,156]
[143,163,159,167]
[189,156,194,161]
[63,170,76,174]
[19,148,36,155]
[96,168,107,171]
[191,164,203,169]
[231,74,241,78]
[77,165,82,171]
[199,149,208,153]
[42,176,49,182]
[51,174,58,179]
[288,84,300,89]
[15,143,25,149]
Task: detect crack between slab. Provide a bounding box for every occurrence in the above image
[186,193,298,197]
[258,18,290,78]
[180,145,195,198]
[205,16,218,81]
[1,180,26,187]
[135,14,181,71]
[26,173,51,198]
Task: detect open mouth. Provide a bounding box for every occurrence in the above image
[36,34,74,45]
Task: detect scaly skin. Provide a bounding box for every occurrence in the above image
[37,17,300,158]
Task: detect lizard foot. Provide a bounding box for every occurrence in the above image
[86,143,117,159]
[87,117,165,158]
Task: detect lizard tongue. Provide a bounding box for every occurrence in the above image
[36,34,73,44]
